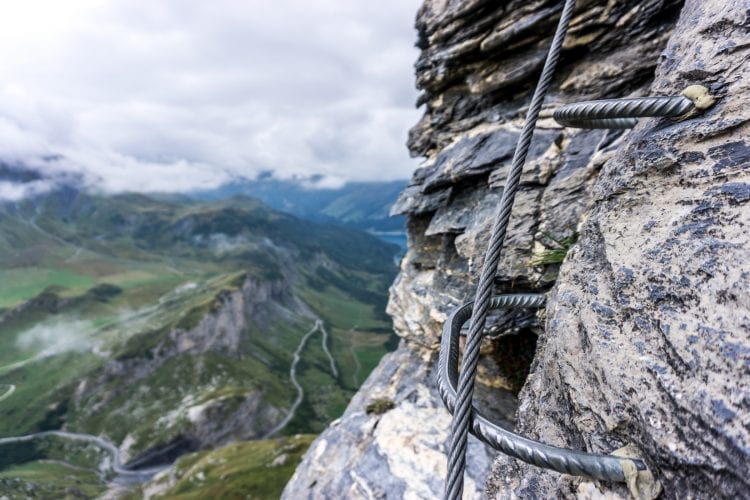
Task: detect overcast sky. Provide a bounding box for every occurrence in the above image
[0,0,422,194]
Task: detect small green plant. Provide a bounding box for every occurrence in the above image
[528,231,578,267]
[365,397,395,415]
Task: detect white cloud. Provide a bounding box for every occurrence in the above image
[17,319,95,356]
[0,0,422,194]
[0,179,55,201]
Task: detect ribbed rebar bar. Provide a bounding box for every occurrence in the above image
[444,1,577,498]
[553,95,694,128]
[437,296,647,482]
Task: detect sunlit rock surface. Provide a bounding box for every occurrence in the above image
[283,345,493,499]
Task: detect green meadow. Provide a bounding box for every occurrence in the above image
[0,191,398,496]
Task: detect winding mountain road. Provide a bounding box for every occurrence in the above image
[0,384,15,402]
[264,319,338,438]
[0,357,40,376]
[0,314,338,481]
[318,321,339,379]
[0,347,166,486]
[0,430,165,483]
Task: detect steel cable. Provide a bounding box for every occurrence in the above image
[437,296,647,482]
[444,1,577,498]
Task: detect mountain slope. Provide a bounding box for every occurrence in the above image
[0,185,399,495]
[188,177,407,232]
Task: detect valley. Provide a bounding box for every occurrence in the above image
[263,319,335,439]
[188,177,407,233]
[0,186,399,497]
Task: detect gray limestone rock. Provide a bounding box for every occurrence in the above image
[281,345,495,499]
[489,1,750,498]
[288,0,748,498]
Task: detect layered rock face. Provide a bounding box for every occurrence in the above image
[287,0,749,498]
[489,1,750,498]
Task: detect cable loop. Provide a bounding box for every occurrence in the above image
[437,295,647,482]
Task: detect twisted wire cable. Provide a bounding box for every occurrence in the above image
[437,296,647,482]
[444,1,577,498]
[553,95,695,128]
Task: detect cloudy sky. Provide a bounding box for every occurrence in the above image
[0,0,422,194]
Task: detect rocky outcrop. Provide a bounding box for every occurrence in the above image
[288,0,748,498]
[489,1,750,498]
[100,274,302,381]
[283,344,494,499]
[166,276,301,356]
[71,273,306,463]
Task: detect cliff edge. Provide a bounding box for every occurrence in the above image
[285,0,749,498]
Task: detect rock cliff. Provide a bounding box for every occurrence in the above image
[285,0,749,498]
[72,273,301,465]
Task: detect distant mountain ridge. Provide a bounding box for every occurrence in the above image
[188,177,408,232]
[0,160,407,232]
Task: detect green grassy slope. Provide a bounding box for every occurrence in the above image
[0,461,106,499]
[0,189,398,485]
[136,435,314,499]
[0,435,314,500]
